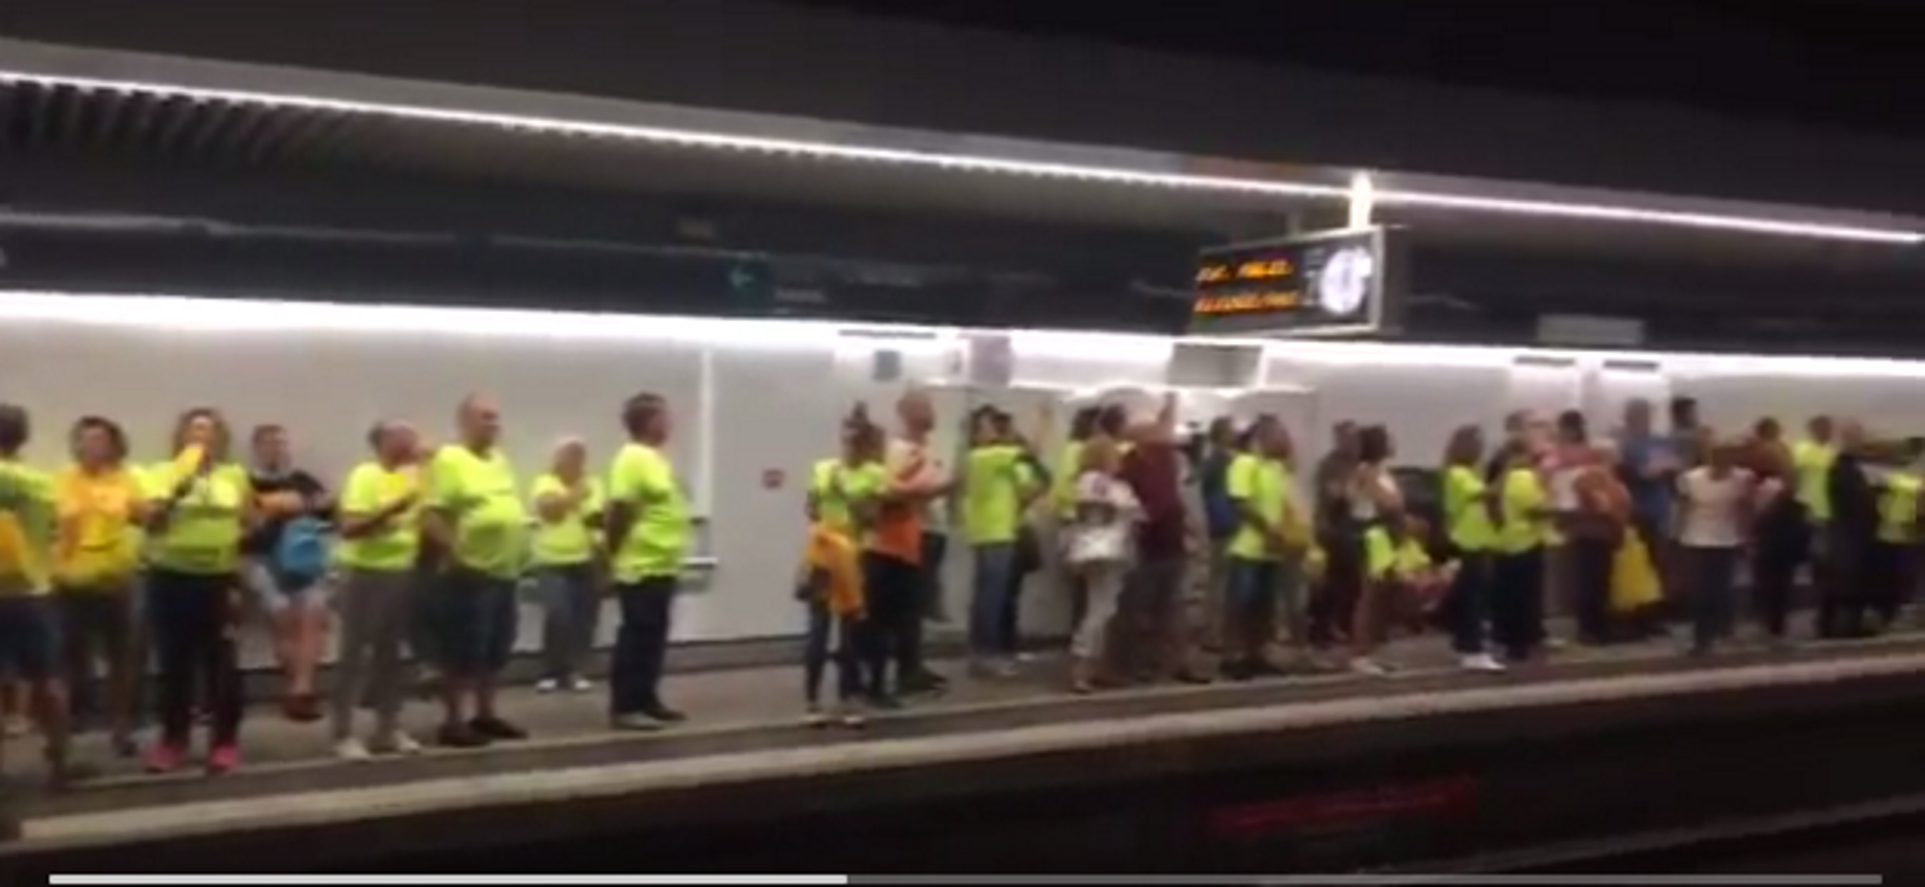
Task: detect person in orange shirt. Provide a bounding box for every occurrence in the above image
[1570,443,1632,644]
[52,416,148,756]
[864,389,954,707]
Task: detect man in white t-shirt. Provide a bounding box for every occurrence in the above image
[1676,441,1754,655]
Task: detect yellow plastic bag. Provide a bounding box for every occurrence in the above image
[1610,532,1662,613]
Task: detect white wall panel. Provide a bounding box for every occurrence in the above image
[1266,350,1508,467]
[700,340,839,641]
[0,318,705,489]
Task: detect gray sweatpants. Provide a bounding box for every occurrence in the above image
[331,568,416,741]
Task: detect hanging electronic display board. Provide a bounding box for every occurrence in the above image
[1188,227,1401,337]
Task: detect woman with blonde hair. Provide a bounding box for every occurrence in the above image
[1062,434,1140,694]
[531,438,605,694]
[143,407,254,774]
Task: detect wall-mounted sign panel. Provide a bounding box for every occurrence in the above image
[1188,227,1400,338]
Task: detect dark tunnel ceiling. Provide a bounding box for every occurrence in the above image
[0,77,1919,279]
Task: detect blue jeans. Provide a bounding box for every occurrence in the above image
[967,542,1017,656]
[803,598,862,706]
[535,563,600,681]
[609,576,677,715]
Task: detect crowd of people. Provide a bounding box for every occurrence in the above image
[0,384,1917,787]
[0,391,693,783]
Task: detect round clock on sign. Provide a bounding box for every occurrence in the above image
[1315,246,1375,317]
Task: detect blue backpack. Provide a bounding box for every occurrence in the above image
[275,516,332,585]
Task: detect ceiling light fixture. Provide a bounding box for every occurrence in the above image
[0,71,1917,245]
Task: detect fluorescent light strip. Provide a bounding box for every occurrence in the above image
[7,290,1925,383]
[0,71,1917,245]
[1380,189,1922,243]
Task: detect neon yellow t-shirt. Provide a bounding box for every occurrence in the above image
[963,444,1028,545]
[1496,468,1547,555]
[336,461,422,572]
[0,460,56,597]
[426,445,527,579]
[530,473,604,567]
[1052,441,1085,518]
[53,465,143,588]
[1365,526,1434,581]
[607,443,692,582]
[148,462,250,575]
[814,459,888,538]
[1794,440,1837,523]
[1878,472,1920,545]
[1443,465,1496,552]
[1227,452,1292,562]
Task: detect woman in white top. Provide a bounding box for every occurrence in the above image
[1676,439,1755,655]
[1345,425,1404,676]
[1064,436,1139,694]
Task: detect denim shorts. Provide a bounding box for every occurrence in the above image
[428,567,520,676]
[243,557,329,613]
[0,596,61,682]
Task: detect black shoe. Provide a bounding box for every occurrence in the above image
[470,716,529,741]
[640,705,687,724]
[438,722,492,748]
[901,671,947,695]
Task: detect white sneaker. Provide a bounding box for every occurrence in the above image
[838,707,867,729]
[1459,653,1507,674]
[374,731,423,756]
[803,706,829,728]
[1348,657,1391,677]
[334,737,373,762]
[534,678,561,694]
[569,677,595,693]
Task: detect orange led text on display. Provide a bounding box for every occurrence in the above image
[1196,257,1295,286]
[1193,290,1305,315]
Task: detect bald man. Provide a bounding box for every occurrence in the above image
[421,395,529,747]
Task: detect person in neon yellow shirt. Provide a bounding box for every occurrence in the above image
[1872,437,1924,629]
[799,410,885,727]
[1221,415,1305,682]
[962,402,1050,678]
[0,403,94,785]
[142,407,253,775]
[423,394,529,749]
[53,415,148,758]
[1439,425,1505,674]
[604,391,694,731]
[329,420,426,761]
[531,438,605,695]
[1490,440,1553,664]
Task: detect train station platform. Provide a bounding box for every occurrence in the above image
[7,623,1925,876]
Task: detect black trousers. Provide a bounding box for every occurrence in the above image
[610,577,677,716]
[1568,536,1617,643]
[1817,531,1870,638]
[1870,541,1916,625]
[1751,539,1801,639]
[860,552,922,697]
[147,569,243,748]
[1310,529,1363,647]
[1490,548,1546,661]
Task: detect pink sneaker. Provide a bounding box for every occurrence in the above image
[144,742,186,774]
[206,744,241,775]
